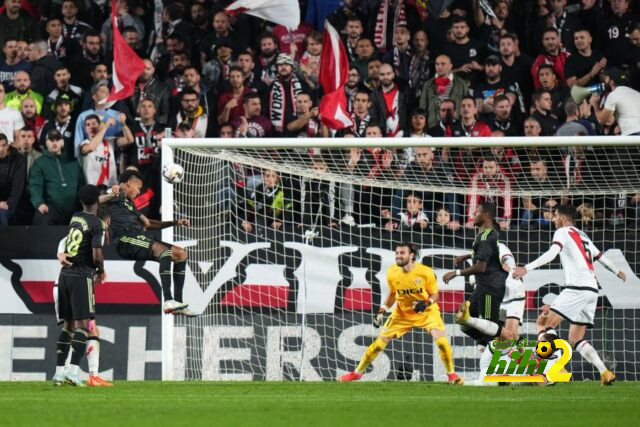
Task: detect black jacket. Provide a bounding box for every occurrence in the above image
[127,78,171,124]
[30,55,60,96]
[0,148,27,213]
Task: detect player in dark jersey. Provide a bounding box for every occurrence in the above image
[102,169,193,315]
[52,184,106,387]
[443,201,507,346]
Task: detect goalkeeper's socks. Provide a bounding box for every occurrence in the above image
[173,259,187,302]
[466,317,500,337]
[159,250,174,301]
[436,336,455,374]
[86,337,100,377]
[356,338,387,374]
[70,328,89,367]
[575,339,607,373]
[56,328,73,371]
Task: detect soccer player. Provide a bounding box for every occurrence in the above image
[339,242,463,384]
[443,202,507,347]
[53,206,113,387]
[101,170,194,315]
[513,204,627,385]
[51,185,106,386]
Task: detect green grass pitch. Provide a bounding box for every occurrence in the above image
[2,381,639,426]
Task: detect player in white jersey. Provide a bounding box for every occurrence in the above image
[513,205,627,385]
[52,206,113,387]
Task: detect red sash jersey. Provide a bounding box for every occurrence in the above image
[462,120,492,137]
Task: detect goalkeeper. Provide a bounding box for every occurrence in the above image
[339,242,463,384]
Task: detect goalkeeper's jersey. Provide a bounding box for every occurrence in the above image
[387,262,439,320]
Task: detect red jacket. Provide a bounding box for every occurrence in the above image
[531,51,570,90]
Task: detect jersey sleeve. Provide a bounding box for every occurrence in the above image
[551,228,567,250]
[474,231,497,262]
[424,268,438,295]
[386,269,395,294]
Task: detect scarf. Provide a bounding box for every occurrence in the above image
[269,76,303,133]
[435,76,451,95]
[409,52,430,90]
[374,0,407,52]
[352,113,370,137]
[382,85,402,137]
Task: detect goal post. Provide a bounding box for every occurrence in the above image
[161,136,640,381]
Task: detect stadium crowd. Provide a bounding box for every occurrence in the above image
[0,0,639,230]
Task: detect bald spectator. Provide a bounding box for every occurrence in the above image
[20,97,44,138]
[5,71,43,114]
[376,63,409,137]
[28,40,61,96]
[420,55,468,128]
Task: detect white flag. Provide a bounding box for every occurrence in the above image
[225,0,300,31]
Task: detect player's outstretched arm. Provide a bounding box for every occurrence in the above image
[98,185,120,204]
[443,261,487,284]
[374,293,396,328]
[142,215,191,230]
[596,254,627,281]
[512,244,561,279]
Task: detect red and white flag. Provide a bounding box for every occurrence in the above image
[103,0,145,107]
[225,0,300,31]
[319,21,353,130]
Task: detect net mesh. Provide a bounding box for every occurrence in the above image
[166,142,640,382]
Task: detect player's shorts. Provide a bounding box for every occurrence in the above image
[550,287,597,328]
[379,309,445,339]
[54,283,96,324]
[469,286,505,323]
[57,273,95,321]
[500,297,526,324]
[116,233,157,261]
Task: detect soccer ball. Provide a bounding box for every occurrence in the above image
[536,340,555,359]
[162,162,184,184]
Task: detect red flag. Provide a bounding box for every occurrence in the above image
[319,21,353,130]
[104,0,145,107]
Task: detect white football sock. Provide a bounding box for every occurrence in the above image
[466,317,499,336]
[86,337,100,376]
[68,364,79,377]
[54,365,65,377]
[478,347,497,386]
[576,340,607,374]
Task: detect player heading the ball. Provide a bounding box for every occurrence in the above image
[339,242,463,384]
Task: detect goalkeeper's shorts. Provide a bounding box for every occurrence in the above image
[379,310,444,339]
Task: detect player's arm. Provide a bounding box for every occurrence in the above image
[512,244,561,279]
[93,247,106,284]
[413,291,438,313]
[592,247,627,281]
[141,215,191,230]
[373,280,397,327]
[56,237,72,266]
[98,185,120,204]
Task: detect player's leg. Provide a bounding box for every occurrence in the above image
[169,244,195,316]
[53,280,73,385]
[150,241,187,313]
[86,321,113,387]
[65,276,95,386]
[429,327,463,384]
[458,288,505,345]
[568,324,613,385]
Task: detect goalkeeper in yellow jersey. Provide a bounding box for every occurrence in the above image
[339,242,464,384]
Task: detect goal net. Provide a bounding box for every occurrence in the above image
[161,137,640,382]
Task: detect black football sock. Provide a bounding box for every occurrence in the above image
[70,328,89,366]
[159,249,173,301]
[56,328,73,366]
[173,260,186,302]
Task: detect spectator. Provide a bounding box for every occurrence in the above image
[556,99,596,136]
[408,108,428,138]
[219,123,234,138]
[343,16,364,61]
[531,90,558,136]
[447,16,485,84]
[61,0,92,43]
[420,54,468,128]
[241,168,293,233]
[170,88,208,138]
[591,67,640,136]
[161,2,194,42]
[490,95,521,136]
[236,51,269,104]
[473,0,515,55]
[297,155,339,229]
[128,59,171,123]
[273,21,313,60]
[217,66,251,126]
[74,80,122,155]
[6,70,43,113]
[520,157,561,228]
[459,95,491,137]
[408,30,432,106]
[0,0,36,48]
[255,32,279,87]
[364,57,382,91]
[27,39,61,96]
[351,89,375,137]
[15,40,28,62]
[179,66,214,119]
[20,96,44,138]
[327,0,365,34]
[69,30,105,89]
[604,0,635,67]
[0,81,23,143]
[564,28,606,88]
[199,10,234,66]
[381,25,412,85]
[39,94,75,159]
[344,66,361,113]
[78,63,109,113]
[287,92,322,137]
[499,33,533,111]
[232,92,273,138]
[0,132,25,225]
[299,31,323,91]
[471,55,515,119]
[42,65,83,121]
[383,192,429,231]
[531,27,569,89]
[352,38,376,82]
[467,157,512,230]
[268,53,309,136]
[121,98,164,180]
[540,0,582,53]
[121,26,145,60]
[100,0,144,53]
[78,115,119,187]
[377,63,409,137]
[156,33,188,82]
[202,37,235,93]
[524,116,542,137]
[189,2,210,45]
[16,126,39,173]
[29,129,85,225]
[427,98,464,137]
[537,64,570,121]
[0,38,31,92]
[44,17,76,62]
